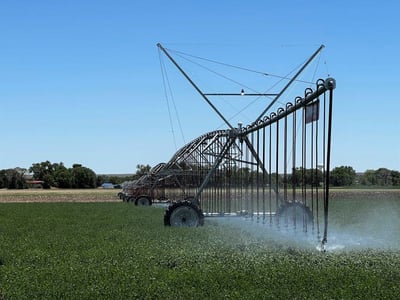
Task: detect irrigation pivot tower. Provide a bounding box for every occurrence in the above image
[121,44,336,247]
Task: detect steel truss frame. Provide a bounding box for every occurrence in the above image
[120,44,336,246]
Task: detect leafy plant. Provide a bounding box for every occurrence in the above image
[0,195,399,299]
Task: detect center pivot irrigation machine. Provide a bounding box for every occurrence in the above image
[118,43,336,247]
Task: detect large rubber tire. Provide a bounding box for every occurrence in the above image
[164,201,204,227]
[135,196,152,206]
[276,202,313,229]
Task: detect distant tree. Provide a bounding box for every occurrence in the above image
[230,167,258,186]
[96,175,107,187]
[70,165,97,188]
[360,168,399,187]
[305,168,324,186]
[29,161,69,188]
[360,169,377,186]
[134,164,151,179]
[42,174,54,189]
[287,167,323,187]
[0,168,27,189]
[391,170,400,186]
[288,168,302,187]
[29,161,54,181]
[0,169,7,188]
[238,167,250,186]
[54,167,73,188]
[29,161,98,189]
[375,168,392,186]
[330,166,356,186]
[270,172,283,188]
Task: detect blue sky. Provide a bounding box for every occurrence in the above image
[1,0,399,174]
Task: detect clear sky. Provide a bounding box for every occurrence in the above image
[1,0,399,174]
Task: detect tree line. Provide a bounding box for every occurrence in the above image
[0,162,151,189]
[258,166,400,187]
[331,166,400,187]
[0,162,399,189]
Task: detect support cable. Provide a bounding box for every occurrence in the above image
[158,50,178,150]
[167,48,315,84]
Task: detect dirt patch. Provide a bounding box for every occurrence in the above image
[330,189,400,200]
[1,188,399,203]
[0,189,120,203]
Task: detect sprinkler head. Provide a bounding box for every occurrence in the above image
[324,77,336,90]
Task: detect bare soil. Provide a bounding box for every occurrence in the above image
[329,188,400,200]
[0,188,399,203]
[0,188,120,203]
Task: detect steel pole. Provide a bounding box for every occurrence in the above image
[322,80,335,247]
[254,45,325,124]
[157,43,235,130]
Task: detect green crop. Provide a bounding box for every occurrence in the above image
[0,200,399,299]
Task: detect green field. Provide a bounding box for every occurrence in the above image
[0,191,400,299]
